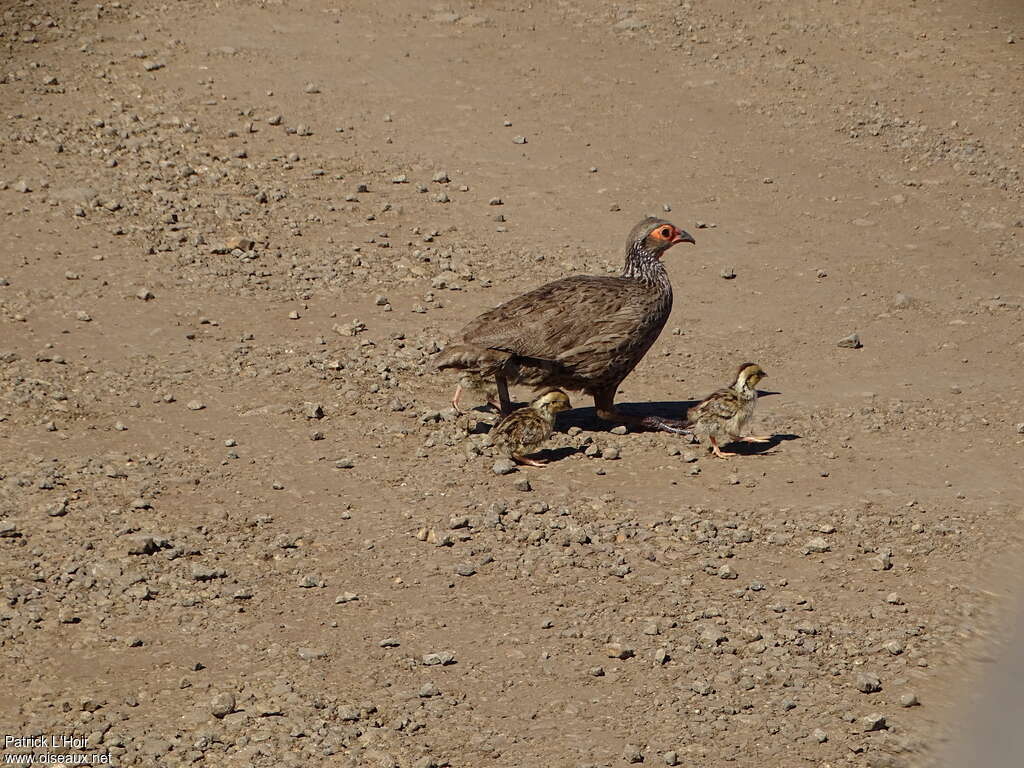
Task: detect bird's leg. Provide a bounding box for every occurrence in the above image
[710,437,737,458]
[451,383,465,414]
[740,435,773,443]
[513,454,547,467]
[593,388,692,435]
[496,375,513,416]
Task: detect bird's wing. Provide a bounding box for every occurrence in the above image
[687,389,740,423]
[461,276,656,365]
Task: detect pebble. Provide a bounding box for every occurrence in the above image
[303,82,320,93]
[422,651,456,666]
[837,333,862,349]
[210,692,235,718]
[605,643,635,660]
[856,672,882,693]
[806,536,830,553]
[418,682,440,698]
[512,135,527,144]
[379,637,400,648]
[513,477,532,492]
[454,563,476,577]
[899,693,919,707]
[185,399,206,411]
[136,288,155,300]
[862,713,887,732]
[296,647,328,660]
[812,728,828,743]
[492,458,516,475]
[720,267,737,279]
[623,745,643,763]
[663,752,679,766]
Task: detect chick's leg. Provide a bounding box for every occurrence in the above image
[593,387,692,435]
[740,435,773,443]
[710,437,737,458]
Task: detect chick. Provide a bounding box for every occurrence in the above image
[685,363,772,458]
[490,389,571,466]
[451,372,500,414]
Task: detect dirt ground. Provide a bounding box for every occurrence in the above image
[2,0,1023,766]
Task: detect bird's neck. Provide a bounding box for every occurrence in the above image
[733,381,758,400]
[622,244,671,291]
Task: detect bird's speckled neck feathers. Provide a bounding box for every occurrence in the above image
[622,241,673,301]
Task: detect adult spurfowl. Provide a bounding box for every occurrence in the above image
[435,217,695,433]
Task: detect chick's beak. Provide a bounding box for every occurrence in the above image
[672,229,696,245]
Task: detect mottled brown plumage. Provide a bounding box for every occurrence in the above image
[435,217,695,433]
[685,363,772,458]
[490,389,571,467]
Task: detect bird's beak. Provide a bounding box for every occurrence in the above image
[672,230,695,245]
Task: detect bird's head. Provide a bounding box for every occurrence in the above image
[734,362,767,392]
[532,389,572,417]
[630,217,696,257]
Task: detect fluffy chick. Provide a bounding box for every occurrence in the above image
[451,372,500,414]
[685,363,771,458]
[490,389,572,467]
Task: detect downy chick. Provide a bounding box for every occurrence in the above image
[490,389,572,466]
[685,363,772,458]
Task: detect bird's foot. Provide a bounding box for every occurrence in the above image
[740,435,773,443]
[712,446,737,458]
[635,415,694,435]
[513,455,547,467]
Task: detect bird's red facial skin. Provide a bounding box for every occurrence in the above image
[650,225,676,242]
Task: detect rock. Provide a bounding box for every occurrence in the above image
[862,713,887,732]
[454,563,476,577]
[513,477,532,492]
[899,693,919,707]
[418,682,440,698]
[663,751,679,766]
[806,536,831,553]
[604,643,635,660]
[422,651,456,666]
[837,333,862,349]
[812,728,828,743]
[856,672,882,693]
[512,135,527,144]
[297,647,328,660]
[136,288,155,301]
[378,637,400,648]
[224,236,254,251]
[894,293,913,309]
[720,267,737,279]
[492,458,516,475]
[190,564,227,581]
[303,82,320,93]
[870,549,893,571]
[211,692,235,718]
[186,400,206,411]
[334,592,359,603]
[622,744,644,763]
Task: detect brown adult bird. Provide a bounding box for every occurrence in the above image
[435,217,695,433]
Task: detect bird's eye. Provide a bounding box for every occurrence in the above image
[659,227,672,239]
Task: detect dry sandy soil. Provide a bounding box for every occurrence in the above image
[2,0,1024,766]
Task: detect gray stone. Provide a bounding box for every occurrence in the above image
[856,672,882,693]
[211,692,235,718]
[837,333,863,349]
[492,458,516,475]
